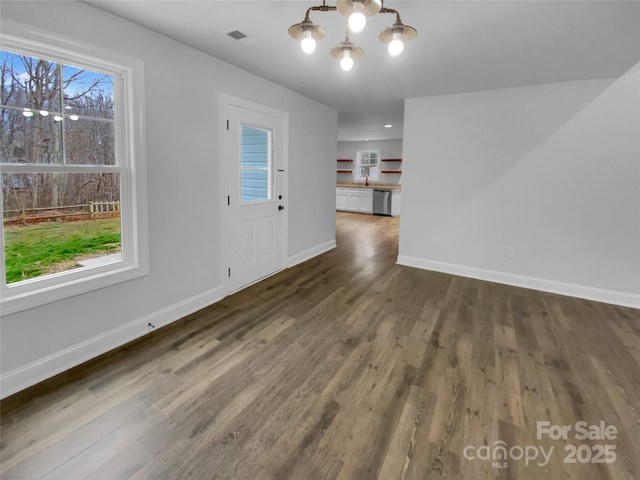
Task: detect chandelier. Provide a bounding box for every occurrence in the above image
[288,0,417,71]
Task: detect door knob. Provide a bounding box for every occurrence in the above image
[278,205,285,211]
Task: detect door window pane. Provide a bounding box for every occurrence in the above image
[241,125,271,202]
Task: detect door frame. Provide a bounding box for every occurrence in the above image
[219,94,289,295]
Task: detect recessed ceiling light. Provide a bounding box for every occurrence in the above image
[384,124,392,128]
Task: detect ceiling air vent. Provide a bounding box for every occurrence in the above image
[226,30,248,40]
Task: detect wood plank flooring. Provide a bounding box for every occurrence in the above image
[1,211,639,479]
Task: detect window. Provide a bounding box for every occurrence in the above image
[240,125,272,202]
[355,150,380,181]
[0,27,148,315]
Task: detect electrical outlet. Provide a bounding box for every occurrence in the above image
[504,246,514,259]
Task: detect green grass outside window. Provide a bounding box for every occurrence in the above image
[4,218,121,283]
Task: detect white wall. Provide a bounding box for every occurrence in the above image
[399,67,640,307]
[337,139,403,184]
[0,1,337,396]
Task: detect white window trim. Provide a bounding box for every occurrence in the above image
[0,21,149,315]
[354,149,381,181]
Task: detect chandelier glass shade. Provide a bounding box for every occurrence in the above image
[379,21,417,57]
[288,0,416,71]
[330,35,364,71]
[336,0,382,32]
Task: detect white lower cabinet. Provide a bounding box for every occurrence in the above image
[391,190,401,217]
[336,187,349,211]
[348,188,373,214]
[336,187,373,214]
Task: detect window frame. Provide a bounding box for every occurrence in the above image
[0,23,148,315]
[354,149,381,181]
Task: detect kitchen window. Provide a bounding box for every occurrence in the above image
[355,150,380,181]
[0,27,148,315]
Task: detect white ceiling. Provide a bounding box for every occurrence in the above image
[84,0,640,141]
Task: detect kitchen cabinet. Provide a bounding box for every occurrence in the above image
[349,188,373,214]
[391,189,402,216]
[336,187,373,214]
[336,187,348,211]
[337,186,401,216]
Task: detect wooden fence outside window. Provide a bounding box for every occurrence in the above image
[2,201,120,226]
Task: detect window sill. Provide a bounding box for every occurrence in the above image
[1,259,149,316]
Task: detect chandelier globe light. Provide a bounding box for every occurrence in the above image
[379,19,417,57]
[336,0,382,33]
[330,34,364,71]
[288,0,416,71]
[288,17,326,55]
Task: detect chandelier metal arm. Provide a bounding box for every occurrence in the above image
[302,1,404,24]
[380,7,402,25]
[304,1,337,21]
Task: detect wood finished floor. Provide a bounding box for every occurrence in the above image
[1,212,639,480]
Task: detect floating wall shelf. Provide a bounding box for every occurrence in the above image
[338,159,401,175]
[381,159,402,174]
[337,159,353,174]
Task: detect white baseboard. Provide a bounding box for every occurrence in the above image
[287,239,336,268]
[0,286,224,399]
[396,255,640,309]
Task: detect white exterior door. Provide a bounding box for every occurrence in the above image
[225,102,287,293]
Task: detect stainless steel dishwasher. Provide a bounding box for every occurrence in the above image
[373,189,392,216]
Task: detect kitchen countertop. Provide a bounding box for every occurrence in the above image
[337,182,401,190]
